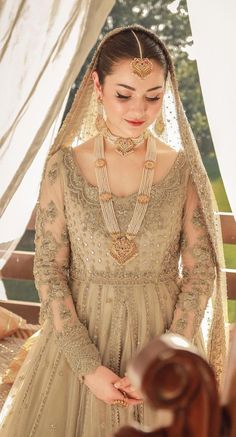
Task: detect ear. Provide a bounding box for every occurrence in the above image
[92,71,103,98]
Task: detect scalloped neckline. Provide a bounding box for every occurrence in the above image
[68,145,183,200]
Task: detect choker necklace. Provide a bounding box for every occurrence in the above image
[96,116,147,157]
[94,132,157,265]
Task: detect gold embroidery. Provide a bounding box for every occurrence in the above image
[34,153,102,383]
[47,162,59,185]
[170,202,216,339]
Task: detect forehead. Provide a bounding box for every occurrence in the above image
[104,58,165,90]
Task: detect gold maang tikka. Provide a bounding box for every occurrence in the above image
[130,30,153,79]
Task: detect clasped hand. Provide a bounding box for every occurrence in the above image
[113,375,143,402]
[84,365,143,406]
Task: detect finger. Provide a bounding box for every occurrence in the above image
[126,393,143,400]
[113,376,130,389]
[124,392,143,401]
[125,398,144,406]
[119,386,143,398]
[110,386,126,400]
[118,390,143,402]
[114,376,130,388]
[120,385,137,393]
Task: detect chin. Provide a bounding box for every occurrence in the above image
[126,127,146,137]
[122,123,146,136]
[109,120,146,138]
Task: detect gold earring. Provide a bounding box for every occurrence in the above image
[155,112,165,135]
[95,96,105,132]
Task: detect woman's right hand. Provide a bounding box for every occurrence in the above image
[84,365,144,406]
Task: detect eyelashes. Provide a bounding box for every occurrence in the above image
[115,92,160,102]
[115,92,130,100]
[146,96,161,102]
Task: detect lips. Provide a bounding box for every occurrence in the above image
[125,119,145,126]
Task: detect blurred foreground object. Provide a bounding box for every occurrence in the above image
[115,331,236,437]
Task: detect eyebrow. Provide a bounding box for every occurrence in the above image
[116,83,163,92]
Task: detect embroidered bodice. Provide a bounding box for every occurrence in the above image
[33,139,215,380]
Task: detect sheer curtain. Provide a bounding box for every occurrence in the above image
[186,0,236,219]
[0,0,115,268]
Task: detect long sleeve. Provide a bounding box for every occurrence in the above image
[170,173,216,340]
[33,151,102,381]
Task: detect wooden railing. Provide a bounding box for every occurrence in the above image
[0,209,235,324]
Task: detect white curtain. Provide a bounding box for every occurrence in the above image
[186,0,236,219]
[0,0,115,268]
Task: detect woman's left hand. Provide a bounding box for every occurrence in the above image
[113,376,143,400]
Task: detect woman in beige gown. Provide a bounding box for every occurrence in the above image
[0,24,227,436]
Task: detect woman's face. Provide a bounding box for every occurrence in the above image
[92,59,165,138]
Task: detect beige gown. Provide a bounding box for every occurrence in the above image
[0,135,215,436]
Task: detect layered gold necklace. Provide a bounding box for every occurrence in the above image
[94,133,157,265]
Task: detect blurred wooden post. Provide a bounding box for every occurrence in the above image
[222,324,236,437]
[114,331,236,437]
[115,335,221,437]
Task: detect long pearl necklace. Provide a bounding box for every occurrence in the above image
[94,133,157,265]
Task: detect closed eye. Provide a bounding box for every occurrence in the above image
[115,92,130,100]
[115,92,160,102]
[146,96,161,101]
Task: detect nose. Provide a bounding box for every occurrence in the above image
[129,97,147,119]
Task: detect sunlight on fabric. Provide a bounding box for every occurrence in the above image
[0,0,115,268]
[162,332,192,349]
[0,336,39,425]
[0,106,51,199]
[150,74,183,152]
[0,139,51,243]
[0,281,7,300]
[202,299,213,345]
[0,0,89,199]
[0,390,14,426]
[0,0,115,212]
[187,0,236,219]
[162,76,182,151]
[0,100,67,270]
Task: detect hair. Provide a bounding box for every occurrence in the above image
[95,28,169,85]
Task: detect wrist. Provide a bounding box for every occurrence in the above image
[83,364,103,382]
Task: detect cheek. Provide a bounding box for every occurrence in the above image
[147,101,163,120]
[105,100,127,117]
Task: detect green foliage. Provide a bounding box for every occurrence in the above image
[224,244,236,269]
[211,178,231,212]
[228,300,236,324]
[176,56,214,157]
[102,0,191,56]
[203,154,231,211]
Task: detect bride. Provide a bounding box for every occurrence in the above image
[0,24,227,437]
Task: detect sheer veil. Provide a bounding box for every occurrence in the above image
[38,24,228,384]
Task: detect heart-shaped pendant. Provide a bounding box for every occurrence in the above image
[130,58,153,79]
[115,137,135,156]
